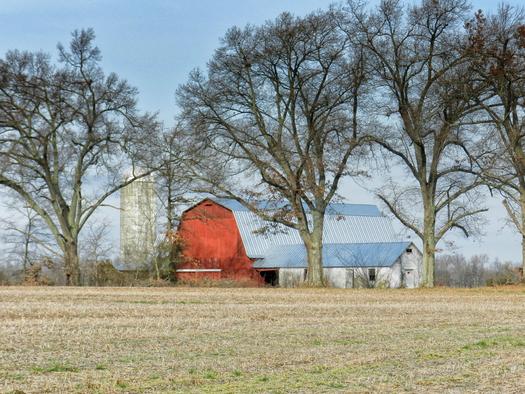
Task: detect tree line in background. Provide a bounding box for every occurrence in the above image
[435,254,522,287]
[1,0,524,287]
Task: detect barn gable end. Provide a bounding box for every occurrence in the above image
[176,199,263,284]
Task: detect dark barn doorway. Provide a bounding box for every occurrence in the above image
[259,270,278,286]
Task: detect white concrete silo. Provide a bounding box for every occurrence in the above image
[119,173,157,267]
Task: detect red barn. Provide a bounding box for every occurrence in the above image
[176,198,265,284]
[175,198,422,287]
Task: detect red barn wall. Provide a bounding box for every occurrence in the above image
[177,200,263,284]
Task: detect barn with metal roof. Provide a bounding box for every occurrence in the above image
[175,198,422,288]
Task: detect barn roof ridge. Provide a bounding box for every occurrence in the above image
[253,240,413,247]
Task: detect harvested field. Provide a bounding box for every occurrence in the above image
[1,286,524,393]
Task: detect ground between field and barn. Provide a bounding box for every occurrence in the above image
[1,287,524,393]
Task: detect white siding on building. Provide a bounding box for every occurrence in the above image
[400,247,423,288]
[324,268,354,288]
[279,268,306,287]
[276,246,421,288]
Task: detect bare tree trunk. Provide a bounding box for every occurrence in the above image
[154,259,161,281]
[422,237,435,287]
[23,227,30,273]
[522,232,525,280]
[521,189,525,280]
[166,176,175,231]
[304,211,325,287]
[422,208,436,288]
[306,237,324,286]
[64,240,81,286]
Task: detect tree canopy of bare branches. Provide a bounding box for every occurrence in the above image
[344,0,491,287]
[177,10,371,286]
[0,29,160,285]
[466,5,525,275]
[154,126,194,232]
[1,194,57,272]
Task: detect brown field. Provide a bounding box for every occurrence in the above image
[0,286,524,393]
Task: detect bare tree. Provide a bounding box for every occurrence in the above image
[436,253,521,287]
[352,266,393,288]
[436,253,488,287]
[177,10,371,286]
[79,219,113,285]
[344,0,490,287]
[466,5,525,277]
[0,29,160,285]
[1,195,57,273]
[154,126,193,232]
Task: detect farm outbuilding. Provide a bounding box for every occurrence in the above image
[176,198,422,288]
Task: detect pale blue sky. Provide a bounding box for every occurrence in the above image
[0,0,522,262]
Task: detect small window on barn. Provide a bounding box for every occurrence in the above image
[406,248,413,253]
[368,268,376,282]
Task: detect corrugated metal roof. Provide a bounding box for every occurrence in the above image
[206,198,405,261]
[253,242,412,269]
[229,209,401,259]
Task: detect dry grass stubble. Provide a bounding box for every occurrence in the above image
[0,286,524,393]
